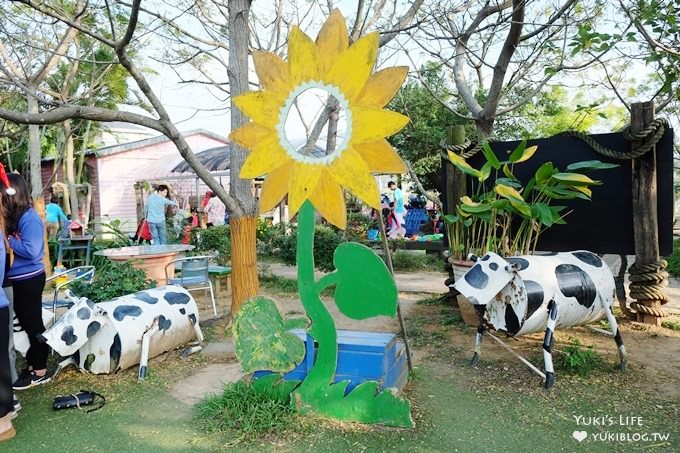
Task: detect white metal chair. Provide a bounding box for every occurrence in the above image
[45,265,96,324]
[164,255,217,318]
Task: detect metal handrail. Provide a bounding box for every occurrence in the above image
[47,265,96,324]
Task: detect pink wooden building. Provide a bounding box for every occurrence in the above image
[42,129,229,233]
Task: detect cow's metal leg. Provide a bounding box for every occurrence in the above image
[192,315,204,343]
[543,300,558,390]
[139,319,160,381]
[605,305,627,371]
[470,306,486,368]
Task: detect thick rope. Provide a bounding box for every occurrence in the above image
[628,259,669,318]
[439,139,483,159]
[559,118,669,160]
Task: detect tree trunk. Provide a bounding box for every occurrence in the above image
[27,93,51,274]
[63,119,80,221]
[228,0,258,313]
[229,216,258,312]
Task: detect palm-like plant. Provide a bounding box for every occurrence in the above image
[444,141,617,259]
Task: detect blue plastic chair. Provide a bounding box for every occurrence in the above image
[164,255,217,318]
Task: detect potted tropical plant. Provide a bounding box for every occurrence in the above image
[443,140,617,323]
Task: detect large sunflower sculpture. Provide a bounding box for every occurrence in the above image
[230,10,414,428]
[230,9,408,229]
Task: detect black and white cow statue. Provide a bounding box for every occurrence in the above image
[453,251,627,389]
[41,285,203,378]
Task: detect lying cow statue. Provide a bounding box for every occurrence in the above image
[453,251,627,389]
[41,285,203,379]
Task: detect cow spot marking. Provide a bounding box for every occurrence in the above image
[113,305,143,321]
[504,304,521,335]
[506,257,529,270]
[572,251,602,268]
[165,292,190,305]
[110,334,122,372]
[481,254,490,261]
[158,315,172,331]
[464,264,489,289]
[555,264,597,308]
[86,321,102,338]
[77,307,91,320]
[135,292,159,304]
[189,313,197,325]
[524,280,545,320]
[489,262,499,271]
[179,308,186,315]
[61,326,78,346]
[86,299,96,309]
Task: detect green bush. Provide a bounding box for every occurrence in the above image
[69,260,156,302]
[256,220,289,257]
[346,212,377,241]
[390,251,444,272]
[195,380,296,445]
[666,238,680,277]
[268,224,346,272]
[191,225,231,265]
[555,339,603,376]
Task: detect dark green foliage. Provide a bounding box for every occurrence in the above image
[191,225,231,265]
[345,212,377,241]
[69,260,155,302]
[256,220,289,257]
[268,225,348,273]
[555,339,604,376]
[195,379,297,445]
[665,238,680,277]
[389,251,444,272]
[662,320,680,331]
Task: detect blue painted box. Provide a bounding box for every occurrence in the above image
[254,329,408,393]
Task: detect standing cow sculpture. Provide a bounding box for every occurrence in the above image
[453,251,627,389]
[39,285,203,379]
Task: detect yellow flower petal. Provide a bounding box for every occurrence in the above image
[329,147,379,209]
[229,122,275,150]
[355,66,409,108]
[354,140,406,174]
[288,27,320,86]
[325,32,379,101]
[259,162,293,212]
[316,9,349,74]
[287,163,322,216]
[253,52,291,95]
[240,136,290,179]
[351,108,409,143]
[233,91,285,129]
[309,171,346,229]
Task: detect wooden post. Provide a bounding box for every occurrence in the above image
[134,182,145,224]
[630,101,662,326]
[444,125,467,217]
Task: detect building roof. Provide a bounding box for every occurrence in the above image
[41,129,229,162]
[171,146,230,173]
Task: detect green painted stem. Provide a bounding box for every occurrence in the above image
[294,201,338,401]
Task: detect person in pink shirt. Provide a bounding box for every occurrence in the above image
[204,192,226,227]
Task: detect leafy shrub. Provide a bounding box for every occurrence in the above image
[70,260,155,302]
[555,339,603,376]
[346,212,377,241]
[256,220,289,257]
[313,225,345,272]
[666,238,680,277]
[191,225,231,265]
[195,380,297,445]
[390,251,444,272]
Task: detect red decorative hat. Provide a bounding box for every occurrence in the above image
[0,163,15,195]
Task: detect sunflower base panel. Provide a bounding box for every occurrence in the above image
[254,329,408,393]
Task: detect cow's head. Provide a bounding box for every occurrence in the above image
[41,291,109,357]
[453,252,521,305]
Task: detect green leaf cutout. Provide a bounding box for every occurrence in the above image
[233,296,308,373]
[332,242,398,320]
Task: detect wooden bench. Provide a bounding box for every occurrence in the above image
[208,265,232,295]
